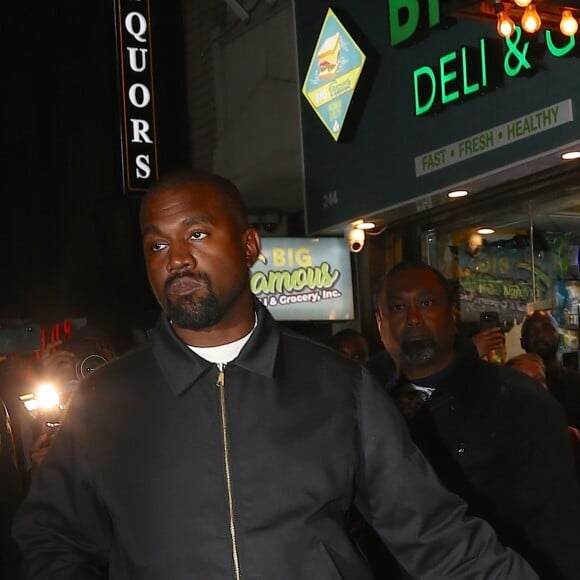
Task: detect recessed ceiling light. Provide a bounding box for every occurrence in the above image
[447,189,468,198]
[356,221,376,230]
[561,151,580,160]
[477,227,495,235]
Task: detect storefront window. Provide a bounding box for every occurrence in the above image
[422,187,580,355]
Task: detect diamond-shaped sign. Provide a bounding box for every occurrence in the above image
[301,8,366,142]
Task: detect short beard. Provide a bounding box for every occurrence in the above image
[401,338,436,366]
[164,272,222,330]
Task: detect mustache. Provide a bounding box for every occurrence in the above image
[401,329,432,342]
[164,271,210,292]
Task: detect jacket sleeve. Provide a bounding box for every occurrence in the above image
[505,379,580,580]
[354,369,538,580]
[1,400,23,575]
[12,388,111,579]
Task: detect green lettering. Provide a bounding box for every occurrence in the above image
[427,0,440,28]
[461,46,479,96]
[249,264,340,296]
[389,0,441,45]
[320,262,340,286]
[545,30,576,57]
[440,51,459,105]
[250,272,268,294]
[480,38,488,88]
[389,0,420,46]
[414,66,436,116]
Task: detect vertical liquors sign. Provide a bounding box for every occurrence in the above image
[115,0,158,194]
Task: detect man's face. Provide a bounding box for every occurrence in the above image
[335,336,369,366]
[511,358,547,388]
[140,182,260,340]
[522,312,560,362]
[377,267,456,379]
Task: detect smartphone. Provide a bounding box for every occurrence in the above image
[480,311,500,331]
[0,323,42,355]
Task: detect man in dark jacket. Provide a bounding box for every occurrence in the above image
[1,400,22,578]
[521,309,580,428]
[13,171,539,579]
[373,261,580,580]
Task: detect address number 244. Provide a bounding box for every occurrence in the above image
[323,190,338,209]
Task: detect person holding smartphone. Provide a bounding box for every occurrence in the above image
[476,311,506,363]
[29,330,114,472]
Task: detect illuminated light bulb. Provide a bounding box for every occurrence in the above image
[496,11,516,37]
[514,0,531,7]
[447,189,469,198]
[560,10,578,36]
[477,227,495,235]
[562,151,580,160]
[521,4,541,34]
[356,221,376,230]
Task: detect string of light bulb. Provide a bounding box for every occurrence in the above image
[494,0,578,37]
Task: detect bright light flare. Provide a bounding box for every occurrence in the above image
[36,383,60,410]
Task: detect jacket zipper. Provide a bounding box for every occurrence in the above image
[217,363,241,580]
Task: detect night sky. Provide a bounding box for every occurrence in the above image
[3,3,189,342]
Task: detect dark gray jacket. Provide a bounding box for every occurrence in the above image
[13,303,537,579]
[1,400,22,578]
[391,357,580,580]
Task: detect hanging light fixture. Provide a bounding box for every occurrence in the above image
[493,0,516,37]
[560,9,579,36]
[497,9,516,37]
[521,3,542,33]
[489,1,578,38]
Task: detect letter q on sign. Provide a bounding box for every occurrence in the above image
[125,12,148,43]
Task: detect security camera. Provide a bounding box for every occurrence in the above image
[262,221,278,233]
[344,225,365,253]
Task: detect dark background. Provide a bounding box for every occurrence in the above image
[2,2,190,347]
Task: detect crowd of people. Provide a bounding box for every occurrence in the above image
[1,170,579,579]
[0,328,118,577]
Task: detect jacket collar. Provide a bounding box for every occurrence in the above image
[151,298,280,397]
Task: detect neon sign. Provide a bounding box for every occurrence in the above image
[386,0,577,116]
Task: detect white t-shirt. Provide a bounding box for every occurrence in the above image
[186,315,257,365]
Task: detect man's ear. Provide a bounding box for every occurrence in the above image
[244,226,261,268]
[451,304,459,323]
[375,311,382,334]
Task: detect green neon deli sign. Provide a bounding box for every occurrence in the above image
[387,0,577,116]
